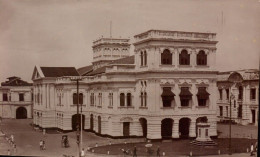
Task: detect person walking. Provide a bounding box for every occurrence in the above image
[42,140,46,150]
[7,149,11,156]
[157,146,160,157]
[133,146,137,157]
[39,140,43,150]
[10,134,14,143]
[250,143,254,156]
[81,148,85,157]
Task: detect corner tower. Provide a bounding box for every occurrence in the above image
[92,37,130,70]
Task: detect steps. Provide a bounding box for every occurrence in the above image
[190,139,217,146]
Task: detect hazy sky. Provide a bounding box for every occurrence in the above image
[0,0,259,82]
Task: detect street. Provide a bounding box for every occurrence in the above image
[0,119,258,157]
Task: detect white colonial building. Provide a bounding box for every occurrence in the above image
[0,76,33,119]
[217,69,259,126]
[32,30,219,139]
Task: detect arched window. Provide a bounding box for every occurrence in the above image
[197,50,207,65]
[144,92,147,107]
[141,92,143,106]
[140,51,143,66]
[238,86,243,100]
[179,50,190,65]
[120,93,125,106]
[73,93,77,104]
[161,49,172,65]
[127,93,131,106]
[79,93,83,104]
[144,51,147,66]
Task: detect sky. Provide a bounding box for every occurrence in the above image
[0,0,259,83]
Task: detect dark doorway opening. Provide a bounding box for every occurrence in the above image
[161,118,173,139]
[90,114,93,130]
[72,114,85,131]
[16,107,27,119]
[179,118,190,138]
[139,118,147,137]
[123,122,130,136]
[252,110,256,123]
[98,116,101,134]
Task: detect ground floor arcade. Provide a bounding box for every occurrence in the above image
[33,110,217,139]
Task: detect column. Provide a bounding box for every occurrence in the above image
[191,84,197,109]
[174,85,180,110]
[172,121,179,138]
[147,121,161,139]
[175,49,179,68]
[189,120,196,138]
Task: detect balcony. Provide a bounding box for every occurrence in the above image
[0,101,32,105]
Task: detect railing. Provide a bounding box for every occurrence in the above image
[134,30,216,43]
[93,38,129,46]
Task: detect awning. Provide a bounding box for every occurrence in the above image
[161,88,175,100]
[197,88,210,99]
[179,87,192,100]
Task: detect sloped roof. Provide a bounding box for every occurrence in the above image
[77,65,93,76]
[40,67,79,77]
[109,55,135,65]
[86,66,106,76]
[1,76,32,86]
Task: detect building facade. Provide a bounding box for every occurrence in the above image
[0,77,33,119]
[32,30,219,139]
[217,69,259,126]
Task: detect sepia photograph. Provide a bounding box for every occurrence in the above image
[0,0,259,156]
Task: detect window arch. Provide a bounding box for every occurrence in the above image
[144,51,147,66]
[179,50,190,65]
[161,49,172,65]
[127,93,131,106]
[120,93,125,106]
[197,50,207,65]
[140,51,143,66]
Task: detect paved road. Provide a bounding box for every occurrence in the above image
[0,119,258,157]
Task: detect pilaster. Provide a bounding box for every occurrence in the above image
[172,122,179,138]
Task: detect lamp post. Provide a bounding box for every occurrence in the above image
[70,77,83,157]
[229,93,235,155]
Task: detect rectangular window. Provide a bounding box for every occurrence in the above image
[3,93,8,101]
[181,99,189,107]
[238,104,242,118]
[226,89,229,100]
[250,88,256,100]
[19,93,24,101]
[226,106,228,117]
[98,93,102,106]
[73,93,77,104]
[219,106,223,116]
[219,89,222,100]
[109,93,113,106]
[140,92,143,107]
[90,93,94,106]
[205,129,208,137]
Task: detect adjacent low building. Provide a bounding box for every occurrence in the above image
[32,30,219,139]
[217,69,259,126]
[0,76,33,119]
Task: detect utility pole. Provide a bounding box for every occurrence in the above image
[70,77,83,157]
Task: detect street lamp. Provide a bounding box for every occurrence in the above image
[70,76,83,157]
[229,93,235,155]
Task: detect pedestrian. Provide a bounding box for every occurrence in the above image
[133,146,137,157]
[42,140,46,150]
[81,148,85,157]
[157,146,160,157]
[10,134,14,143]
[13,144,17,154]
[7,149,11,156]
[250,143,254,156]
[39,140,43,150]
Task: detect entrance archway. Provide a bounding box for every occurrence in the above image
[90,114,93,130]
[161,118,173,139]
[16,107,27,119]
[98,116,101,134]
[72,114,85,131]
[139,118,147,137]
[179,118,190,138]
